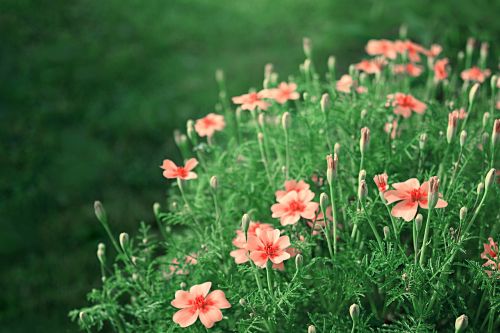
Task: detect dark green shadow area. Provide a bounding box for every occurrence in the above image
[0,0,498,331]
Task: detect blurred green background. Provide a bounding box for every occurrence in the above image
[0,0,498,331]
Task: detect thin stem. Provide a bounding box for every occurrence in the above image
[360,200,383,250]
[284,131,290,179]
[328,182,338,255]
[419,208,433,267]
[265,263,275,301]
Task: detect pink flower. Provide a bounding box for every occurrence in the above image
[306,206,333,236]
[271,190,319,226]
[394,40,426,62]
[229,222,273,264]
[194,113,225,137]
[247,228,291,268]
[373,173,389,193]
[171,282,231,328]
[266,82,300,104]
[366,39,397,59]
[275,180,311,200]
[336,75,353,93]
[384,178,448,221]
[451,108,467,120]
[481,237,499,277]
[393,63,422,77]
[387,93,427,118]
[384,119,399,139]
[232,91,270,111]
[161,158,198,180]
[461,66,491,83]
[355,59,384,74]
[426,44,443,58]
[434,58,449,81]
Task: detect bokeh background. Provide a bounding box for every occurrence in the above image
[1,0,499,331]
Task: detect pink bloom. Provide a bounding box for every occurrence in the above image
[232,91,270,111]
[356,86,368,94]
[434,58,449,82]
[271,190,319,226]
[336,75,353,93]
[355,59,384,74]
[275,180,311,200]
[387,93,427,118]
[266,82,300,104]
[461,66,491,83]
[161,158,198,180]
[451,108,467,120]
[426,44,443,58]
[366,39,397,59]
[311,172,325,187]
[230,222,273,264]
[373,173,389,193]
[247,228,291,268]
[306,206,333,236]
[194,113,225,137]
[393,63,423,77]
[481,237,499,277]
[395,40,426,62]
[171,282,231,328]
[384,178,448,221]
[384,119,399,139]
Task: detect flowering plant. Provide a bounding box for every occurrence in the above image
[71,34,499,332]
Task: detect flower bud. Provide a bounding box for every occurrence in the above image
[447,112,458,144]
[457,51,464,62]
[174,130,187,147]
[327,56,336,72]
[480,42,488,62]
[94,201,107,224]
[415,214,423,232]
[320,93,330,114]
[334,143,341,155]
[215,69,224,85]
[358,180,368,201]
[492,119,500,145]
[477,182,484,196]
[308,325,316,333]
[320,193,329,212]
[210,176,218,191]
[326,153,338,184]
[239,298,246,306]
[460,130,467,147]
[295,254,303,271]
[241,214,251,234]
[79,311,87,323]
[482,132,490,149]
[485,168,496,188]
[399,24,408,39]
[264,63,273,80]
[491,75,498,92]
[358,169,366,182]
[466,37,475,56]
[119,233,129,251]
[258,132,264,144]
[281,112,291,131]
[186,119,196,142]
[459,207,467,221]
[383,226,390,240]
[483,112,490,129]
[428,176,440,209]
[97,243,106,265]
[180,282,187,289]
[349,304,360,322]
[360,127,370,155]
[455,314,468,333]
[468,83,480,106]
[419,133,428,150]
[303,37,312,58]
[303,59,311,76]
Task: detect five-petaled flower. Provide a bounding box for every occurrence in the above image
[247,228,291,268]
[194,113,225,138]
[230,222,273,264]
[161,158,198,180]
[171,282,231,328]
[384,178,448,221]
[366,39,397,59]
[433,58,449,82]
[461,66,491,83]
[275,180,311,200]
[271,189,319,226]
[232,91,270,111]
[387,93,427,118]
[481,237,499,277]
[264,82,300,104]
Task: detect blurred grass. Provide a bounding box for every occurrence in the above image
[0,0,498,331]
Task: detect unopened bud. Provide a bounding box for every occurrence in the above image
[455,314,468,333]
[328,56,336,72]
[399,24,408,39]
[447,113,458,144]
[383,226,390,239]
[419,133,428,150]
[320,93,330,114]
[482,132,490,148]
[264,63,273,80]
[358,180,368,201]
[334,143,341,155]
[415,214,423,232]
[360,109,368,119]
[153,202,161,217]
[97,243,106,265]
[320,193,329,212]
[468,83,480,106]
[485,168,496,188]
[466,38,475,56]
[180,282,187,289]
[281,112,291,131]
[119,233,129,251]
[480,42,488,62]
[491,75,498,92]
[303,37,312,58]
[295,254,303,270]
[326,154,338,183]
[428,176,440,209]
[215,69,224,85]
[457,51,464,62]
[492,119,500,145]
[210,176,218,191]
[94,201,107,224]
[186,119,196,141]
[258,132,264,144]
[360,127,370,155]
[79,311,87,323]
[358,170,366,183]
[303,59,311,76]
[239,298,246,306]
[477,182,484,196]
[258,113,265,127]
[460,130,467,147]
[308,325,316,333]
[483,112,490,129]
[349,304,360,322]
[459,207,467,221]
[241,214,251,234]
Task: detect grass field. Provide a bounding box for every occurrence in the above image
[1,0,499,331]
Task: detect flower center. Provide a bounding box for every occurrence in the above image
[176,167,188,178]
[264,243,277,257]
[202,118,216,127]
[288,200,305,212]
[399,95,414,108]
[193,295,207,310]
[248,93,259,102]
[410,188,424,202]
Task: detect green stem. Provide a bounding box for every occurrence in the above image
[419,209,433,267]
[360,200,383,250]
[328,182,338,255]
